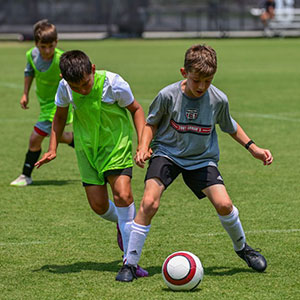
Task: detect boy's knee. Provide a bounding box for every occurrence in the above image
[141,195,160,217]
[216,202,233,216]
[113,190,133,206]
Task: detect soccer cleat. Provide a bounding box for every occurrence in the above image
[122,257,149,277]
[116,264,137,282]
[116,223,124,252]
[10,174,32,187]
[236,243,267,272]
[136,265,149,277]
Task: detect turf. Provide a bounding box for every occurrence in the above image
[0,38,300,300]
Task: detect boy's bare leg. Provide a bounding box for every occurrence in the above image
[203,184,267,272]
[60,131,73,145]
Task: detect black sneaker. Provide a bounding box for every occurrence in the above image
[236,243,267,272]
[116,264,138,282]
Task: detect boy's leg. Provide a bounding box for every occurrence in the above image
[60,131,74,148]
[107,173,148,278]
[10,130,44,186]
[85,184,115,217]
[115,157,180,282]
[203,184,267,272]
[107,173,135,257]
[183,166,267,272]
[116,178,165,282]
[203,184,245,250]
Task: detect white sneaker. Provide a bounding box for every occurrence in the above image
[10,174,33,187]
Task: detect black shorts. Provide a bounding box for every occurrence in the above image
[82,167,132,186]
[145,156,224,199]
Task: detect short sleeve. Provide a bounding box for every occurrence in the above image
[109,73,134,107]
[24,62,34,77]
[55,79,72,107]
[217,99,237,134]
[146,92,166,126]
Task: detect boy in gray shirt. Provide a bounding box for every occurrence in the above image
[116,44,273,282]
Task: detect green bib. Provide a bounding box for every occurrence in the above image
[72,71,133,185]
[26,47,73,123]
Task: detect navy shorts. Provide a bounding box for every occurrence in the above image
[82,167,132,186]
[145,156,224,199]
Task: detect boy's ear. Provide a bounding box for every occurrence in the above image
[92,64,96,74]
[60,74,63,78]
[180,67,187,78]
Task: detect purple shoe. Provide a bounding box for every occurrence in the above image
[123,257,149,278]
[136,265,149,277]
[116,223,124,252]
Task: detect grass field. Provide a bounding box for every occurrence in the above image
[0,38,300,300]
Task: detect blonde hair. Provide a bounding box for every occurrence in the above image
[184,45,217,76]
[33,19,57,43]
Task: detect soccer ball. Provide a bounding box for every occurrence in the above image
[162,251,204,291]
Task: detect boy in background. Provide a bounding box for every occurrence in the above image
[35,50,148,277]
[10,19,73,187]
[116,44,273,282]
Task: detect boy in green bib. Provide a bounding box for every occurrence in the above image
[35,50,148,277]
[10,19,73,187]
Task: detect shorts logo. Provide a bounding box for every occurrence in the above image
[170,119,212,135]
[186,109,198,120]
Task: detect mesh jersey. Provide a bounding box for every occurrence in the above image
[24,47,52,76]
[26,47,72,123]
[147,81,237,170]
[55,71,134,185]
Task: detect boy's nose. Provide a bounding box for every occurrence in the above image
[198,82,205,89]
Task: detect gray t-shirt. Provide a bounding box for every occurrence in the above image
[24,47,52,77]
[147,81,237,170]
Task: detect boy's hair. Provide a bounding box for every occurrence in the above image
[59,50,92,83]
[184,44,217,77]
[33,19,57,44]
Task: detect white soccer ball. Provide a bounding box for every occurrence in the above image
[162,251,204,291]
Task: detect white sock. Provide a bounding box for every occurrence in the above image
[116,202,136,256]
[218,206,246,251]
[126,221,151,267]
[99,199,118,223]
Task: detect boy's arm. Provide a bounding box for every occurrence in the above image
[35,106,69,168]
[135,123,157,168]
[230,122,273,165]
[20,76,34,109]
[126,99,146,148]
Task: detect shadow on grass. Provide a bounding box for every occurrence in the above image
[162,287,203,293]
[33,263,251,278]
[33,261,161,277]
[33,260,122,274]
[31,179,80,186]
[204,266,253,276]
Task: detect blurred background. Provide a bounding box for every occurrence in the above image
[1,0,300,40]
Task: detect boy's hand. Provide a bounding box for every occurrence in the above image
[35,151,57,168]
[20,95,29,109]
[249,145,273,165]
[134,147,152,168]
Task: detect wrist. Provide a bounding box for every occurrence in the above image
[245,139,255,150]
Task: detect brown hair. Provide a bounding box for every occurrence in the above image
[33,19,57,43]
[59,50,92,83]
[184,45,217,76]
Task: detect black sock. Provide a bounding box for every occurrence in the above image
[68,134,75,148]
[22,149,41,177]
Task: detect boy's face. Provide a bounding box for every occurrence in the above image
[36,40,57,60]
[180,68,214,99]
[67,64,96,95]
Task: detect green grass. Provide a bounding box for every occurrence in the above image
[0,38,300,300]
